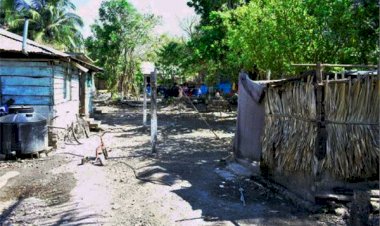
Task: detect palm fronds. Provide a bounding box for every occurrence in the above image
[262,77,317,173]
[323,75,379,179]
[261,74,379,180]
[2,0,83,51]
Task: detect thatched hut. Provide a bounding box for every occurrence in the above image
[233,67,379,202]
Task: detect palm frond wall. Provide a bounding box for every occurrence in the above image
[261,73,379,180]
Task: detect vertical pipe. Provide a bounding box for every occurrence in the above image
[22,17,29,55]
[143,75,147,126]
[150,69,157,154]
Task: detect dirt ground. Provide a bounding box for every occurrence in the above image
[0,101,346,225]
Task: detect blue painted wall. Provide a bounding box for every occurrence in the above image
[0,59,95,124]
[0,60,53,106]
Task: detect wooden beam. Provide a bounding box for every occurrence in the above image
[72,62,89,73]
[292,63,378,68]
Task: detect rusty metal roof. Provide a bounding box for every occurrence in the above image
[0,29,103,72]
[0,28,69,57]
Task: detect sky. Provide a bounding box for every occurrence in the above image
[72,0,197,38]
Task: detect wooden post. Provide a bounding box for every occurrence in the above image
[316,62,323,83]
[266,69,271,80]
[143,75,148,126]
[314,62,326,176]
[150,69,158,153]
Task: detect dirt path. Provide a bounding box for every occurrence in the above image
[0,103,344,225]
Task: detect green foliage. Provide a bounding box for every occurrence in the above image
[225,0,316,77]
[86,0,158,96]
[304,0,379,64]
[186,0,379,80]
[1,0,84,51]
[187,0,246,24]
[183,1,246,83]
[224,0,379,78]
[156,40,185,84]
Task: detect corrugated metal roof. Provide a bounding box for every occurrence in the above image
[0,29,104,72]
[0,28,69,57]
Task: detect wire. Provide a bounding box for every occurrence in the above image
[113,161,172,186]
[180,91,221,140]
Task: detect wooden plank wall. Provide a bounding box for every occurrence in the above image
[0,59,84,128]
[0,60,53,117]
[52,61,80,127]
[0,60,53,105]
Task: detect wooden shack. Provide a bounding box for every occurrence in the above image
[0,29,102,128]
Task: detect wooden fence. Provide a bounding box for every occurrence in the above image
[261,65,379,180]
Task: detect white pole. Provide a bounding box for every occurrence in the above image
[150,69,158,153]
[143,75,148,126]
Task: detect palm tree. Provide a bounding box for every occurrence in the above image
[1,0,84,51]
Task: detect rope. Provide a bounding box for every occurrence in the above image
[113,161,171,186]
[325,120,379,126]
[266,114,379,126]
[266,114,317,123]
[180,91,221,140]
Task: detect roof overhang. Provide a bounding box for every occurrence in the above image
[0,28,104,73]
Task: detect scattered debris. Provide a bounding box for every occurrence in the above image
[239,187,246,206]
[335,207,348,217]
[226,162,252,177]
[214,168,236,181]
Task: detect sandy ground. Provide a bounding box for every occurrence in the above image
[0,102,346,225]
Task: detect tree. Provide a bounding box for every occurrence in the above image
[304,0,379,64]
[185,0,248,83]
[156,39,198,85]
[224,1,314,77]
[187,0,246,25]
[179,15,200,40]
[185,0,379,80]
[1,0,84,51]
[224,0,379,78]
[86,0,158,96]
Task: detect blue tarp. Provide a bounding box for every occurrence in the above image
[218,82,232,94]
[200,84,208,95]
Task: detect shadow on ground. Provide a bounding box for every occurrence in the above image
[97,104,321,225]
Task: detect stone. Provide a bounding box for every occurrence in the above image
[335,207,348,216]
[371,200,380,212]
[370,190,380,198]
